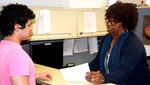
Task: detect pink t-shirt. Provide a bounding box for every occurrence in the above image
[0,40,35,85]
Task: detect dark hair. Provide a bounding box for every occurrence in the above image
[0,3,35,36]
[105,1,138,31]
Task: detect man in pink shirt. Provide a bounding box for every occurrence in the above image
[0,3,52,85]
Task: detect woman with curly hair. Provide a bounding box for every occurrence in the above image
[85,2,150,85]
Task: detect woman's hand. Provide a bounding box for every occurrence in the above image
[36,71,53,81]
[85,71,104,84]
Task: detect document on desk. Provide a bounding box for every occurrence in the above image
[59,63,116,85]
[144,45,150,56]
[60,63,90,82]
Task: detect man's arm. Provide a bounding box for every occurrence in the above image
[11,76,30,85]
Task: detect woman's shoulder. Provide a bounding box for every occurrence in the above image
[124,32,145,49]
[127,32,142,43]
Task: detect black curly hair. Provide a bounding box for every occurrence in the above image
[105,1,138,31]
[0,3,35,36]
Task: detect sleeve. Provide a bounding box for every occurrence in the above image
[89,50,100,71]
[89,36,106,71]
[104,36,145,83]
[7,49,30,77]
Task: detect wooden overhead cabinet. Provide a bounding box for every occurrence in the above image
[30,8,107,41]
[30,8,78,41]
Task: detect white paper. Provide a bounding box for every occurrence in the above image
[60,63,90,82]
[74,38,88,53]
[144,45,150,56]
[88,37,98,54]
[84,12,96,33]
[64,81,94,85]
[36,10,51,34]
[63,39,74,56]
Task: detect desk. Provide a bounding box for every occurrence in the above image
[35,64,116,85]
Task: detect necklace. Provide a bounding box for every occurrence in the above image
[104,39,116,74]
[104,52,110,74]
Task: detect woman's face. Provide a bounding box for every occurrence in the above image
[105,18,124,37]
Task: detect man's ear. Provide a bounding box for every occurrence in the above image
[14,24,21,32]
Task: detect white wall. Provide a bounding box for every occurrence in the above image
[0,0,70,7]
[0,0,145,8]
[69,0,108,8]
[0,0,109,8]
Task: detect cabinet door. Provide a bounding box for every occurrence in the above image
[30,9,77,41]
[77,8,107,38]
[95,9,108,35]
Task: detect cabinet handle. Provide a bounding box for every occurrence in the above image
[80,30,107,35]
